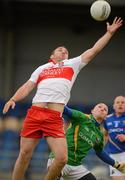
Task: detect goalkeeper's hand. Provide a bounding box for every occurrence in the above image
[114,161,125,173]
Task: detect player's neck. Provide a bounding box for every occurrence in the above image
[49,59,63,64]
[115,112,124,117]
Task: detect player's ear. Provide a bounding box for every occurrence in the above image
[50,54,54,59]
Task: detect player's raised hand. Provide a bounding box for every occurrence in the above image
[3,99,16,114]
[107,17,123,35]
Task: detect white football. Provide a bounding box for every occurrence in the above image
[90,0,111,21]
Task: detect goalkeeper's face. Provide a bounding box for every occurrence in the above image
[92,103,108,123]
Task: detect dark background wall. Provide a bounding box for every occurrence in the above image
[0,0,125,105]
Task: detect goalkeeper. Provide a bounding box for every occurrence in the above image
[47,103,125,180]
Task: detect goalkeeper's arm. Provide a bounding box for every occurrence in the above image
[63,106,73,118]
[96,150,125,173]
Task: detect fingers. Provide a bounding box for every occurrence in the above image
[113,16,118,23]
[3,104,10,114]
[2,101,15,114]
[107,17,123,26]
[114,17,123,23]
[113,17,123,26]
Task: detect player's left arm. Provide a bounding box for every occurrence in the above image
[81,17,123,64]
[96,150,125,173]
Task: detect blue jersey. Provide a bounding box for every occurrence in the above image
[103,113,125,154]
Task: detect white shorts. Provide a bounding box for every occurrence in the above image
[109,152,125,176]
[47,158,90,180]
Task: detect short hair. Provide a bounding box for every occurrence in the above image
[50,46,68,55]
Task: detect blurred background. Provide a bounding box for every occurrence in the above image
[0,0,125,179]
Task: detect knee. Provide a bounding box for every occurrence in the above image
[55,153,68,166]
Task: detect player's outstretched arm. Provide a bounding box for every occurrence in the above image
[81,17,123,64]
[96,150,125,173]
[3,80,35,114]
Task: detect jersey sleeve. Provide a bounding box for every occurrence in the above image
[29,66,43,83]
[63,106,87,123]
[67,56,87,71]
[96,150,115,166]
[71,109,88,123]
